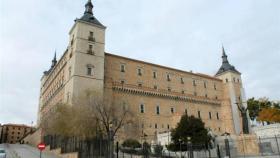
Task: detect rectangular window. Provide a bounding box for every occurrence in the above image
[168,87,171,92]
[156,106,160,115]
[214,84,217,90]
[138,83,142,87]
[181,90,185,94]
[154,85,158,90]
[138,69,142,76]
[193,80,196,86]
[88,45,94,54]
[198,111,201,118]
[167,74,171,81]
[181,78,184,84]
[171,107,174,114]
[120,64,125,72]
[216,112,219,120]
[233,77,236,82]
[88,31,95,41]
[205,94,208,98]
[167,124,170,129]
[155,123,158,129]
[185,109,188,116]
[121,80,125,84]
[140,104,145,113]
[204,82,207,88]
[87,67,92,75]
[153,71,157,79]
[209,112,212,119]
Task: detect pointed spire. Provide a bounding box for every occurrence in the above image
[51,50,57,68]
[84,0,94,15]
[222,46,229,64]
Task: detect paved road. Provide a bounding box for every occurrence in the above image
[0,144,59,158]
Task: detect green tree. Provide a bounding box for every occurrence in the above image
[167,114,211,151]
[122,139,141,149]
[247,97,260,120]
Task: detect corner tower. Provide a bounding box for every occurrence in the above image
[64,0,106,102]
[215,47,249,134]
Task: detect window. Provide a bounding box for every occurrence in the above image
[168,87,171,92]
[88,31,95,42]
[155,124,158,129]
[226,78,228,83]
[205,94,208,98]
[140,104,145,113]
[121,80,125,84]
[214,84,217,90]
[209,112,212,119]
[171,107,174,114]
[167,74,171,81]
[87,45,94,55]
[18,132,20,134]
[216,112,219,120]
[198,111,201,118]
[215,96,218,100]
[153,71,157,79]
[154,85,158,90]
[120,64,125,72]
[167,124,170,129]
[204,82,207,88]
[237,79,240,83]
[138,83,142,87]
[218,127,221,131]
[181,90,185,94]
[185,109,188,115]
[87,67,92,76]
[156,106,160,115]
[181,78,184,84]
[17,137,19,139]
[194,92,197,96]
[193,80,196,86]
[233,77,236,82]
[137,69,142,76]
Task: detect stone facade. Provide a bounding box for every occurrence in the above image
[0,124,32,144]
[37,0,249,141]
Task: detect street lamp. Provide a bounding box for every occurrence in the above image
[187,137,193,158]
[179,138,182,158]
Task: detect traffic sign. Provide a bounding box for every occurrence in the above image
[37,143,46,151]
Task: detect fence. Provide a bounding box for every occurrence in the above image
[115,135,280,158]
[44,135,109,158]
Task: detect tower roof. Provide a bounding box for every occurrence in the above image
[78,0,105,28]
[216,47,240,76]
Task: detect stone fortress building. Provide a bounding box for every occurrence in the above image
[38,0,249,140]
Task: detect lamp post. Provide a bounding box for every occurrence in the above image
[187,137,193,158]
[179,138,182,158]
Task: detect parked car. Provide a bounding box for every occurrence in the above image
[0,149,6,158]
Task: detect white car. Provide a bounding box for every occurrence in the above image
[0,149,6,158]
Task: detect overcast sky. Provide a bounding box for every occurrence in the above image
[0,0,279,125]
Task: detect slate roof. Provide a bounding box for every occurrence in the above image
[78,0,105,28]
[216,47,240,76]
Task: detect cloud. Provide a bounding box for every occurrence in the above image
[0,0,279,125]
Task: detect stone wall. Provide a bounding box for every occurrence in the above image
[23,129,42,147]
